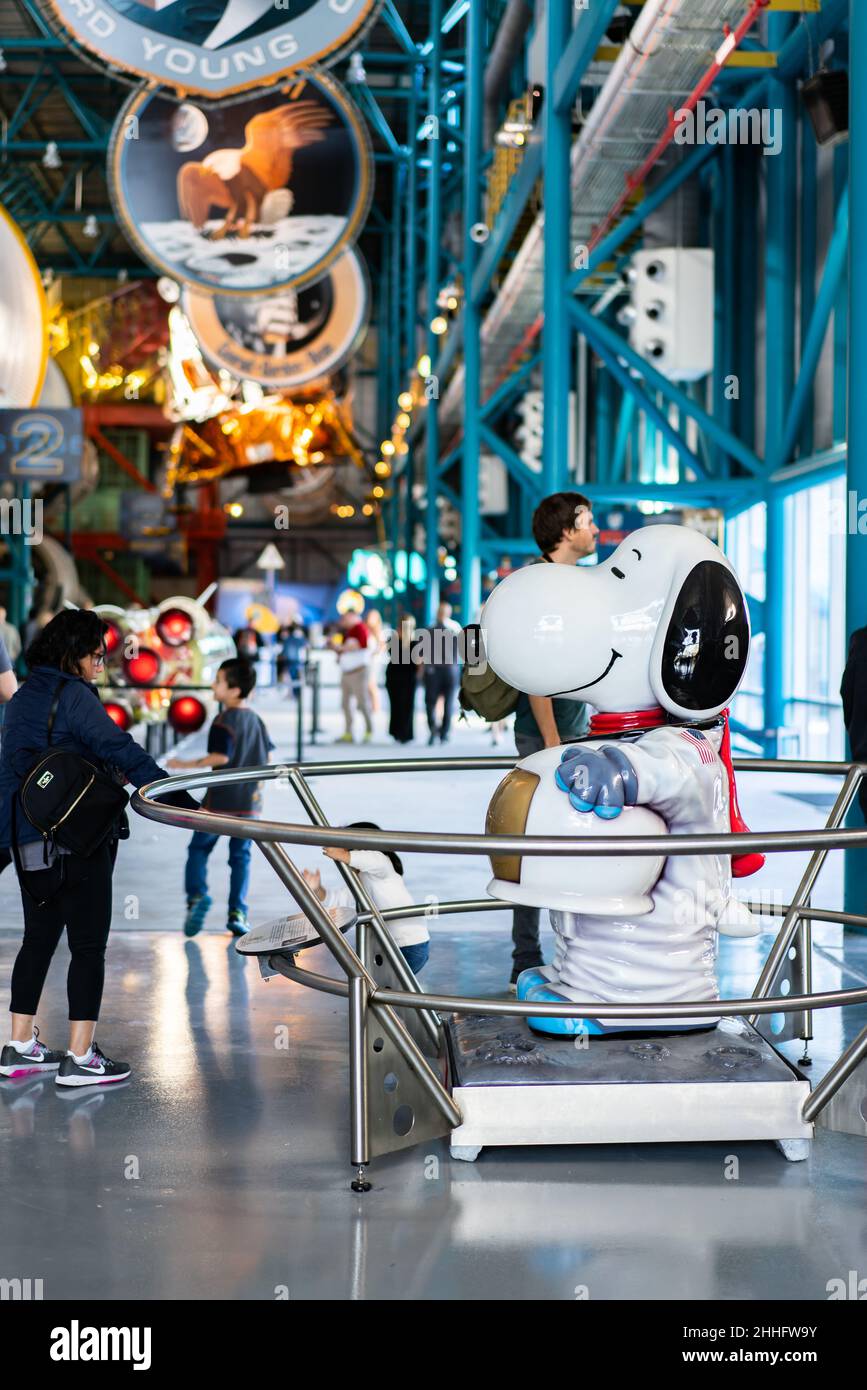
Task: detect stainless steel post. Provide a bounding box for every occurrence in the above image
[258,842,372,981]
[800,914,813,1058]
[296,670,304,764]
[259,840,458,1128]
[802,1021,867,1122]
[288,770,441,1048]
[348,976,370,1168]
[750,768,861,1022]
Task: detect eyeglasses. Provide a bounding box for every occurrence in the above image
[90,650,107,667]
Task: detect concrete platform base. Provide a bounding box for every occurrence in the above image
[448,1014,812,1160]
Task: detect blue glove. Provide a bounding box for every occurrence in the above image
[554,745,638,819]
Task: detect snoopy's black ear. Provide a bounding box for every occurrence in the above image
[660,561,748,713]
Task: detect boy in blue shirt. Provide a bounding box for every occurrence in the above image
[168,657,273,937]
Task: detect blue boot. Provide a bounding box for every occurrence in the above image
[525,983,605,1037]
[516,967,548,1000]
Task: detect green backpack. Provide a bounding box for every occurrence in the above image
[458,625,520,722]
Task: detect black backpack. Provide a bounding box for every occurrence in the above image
[13,679,129,890]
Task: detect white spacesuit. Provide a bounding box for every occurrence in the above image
[481,524,763,1036]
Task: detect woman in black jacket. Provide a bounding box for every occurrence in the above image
[0,610,196,1087]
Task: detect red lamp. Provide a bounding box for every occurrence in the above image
[156,607,194,648]
[124,648,161,686]
[102,701,132,732]
[103,621,123,658]
[168,695,207,734]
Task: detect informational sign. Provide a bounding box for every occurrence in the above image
[182,248,369,388]
[256,542,285,571]
[593,505,649,560]
[41,0,383,98]
[0,206,49,409]
[0,409,84,482]
[109,76,372,296]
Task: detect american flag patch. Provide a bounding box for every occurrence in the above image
[678,727,717,765]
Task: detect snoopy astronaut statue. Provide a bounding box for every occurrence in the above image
[481,524,764,1037]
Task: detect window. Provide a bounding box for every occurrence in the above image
[725,484,846,759]
[784,479,846,760]
[725,502,766,745]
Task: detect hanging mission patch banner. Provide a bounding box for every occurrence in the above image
[108,75,372,296]
[182,248,369,389]
[0,205,48,409]
[40,1,383,97]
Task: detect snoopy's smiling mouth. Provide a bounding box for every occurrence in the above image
[546,648,622,698]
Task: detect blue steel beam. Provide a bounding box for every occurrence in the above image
[471,137,542,307]
[578,317,706,480]
[424,1,443,624]
[566,138,746,296]
[402,70,421,579]
[440,480,498,541]
[476,480,764,531]
[762,12,798,756]
[570,299,762,478]
[845,0,867,921]
[436,442,462,480]
[768,444,846,498]
[542,0,573,493]
[383,0,421,58]
[553,0,622,115]
[389,162,404,623]
[18,0,53,37]
[419,1,468,54]
[799,112,818,459]
[583,482,763,506]
[776,0,848,79]
[479,421,545,498]
[563,2,848,297]
[642,417,658,484]
[442,2,470,36]
[595,364,614,482]
[7,63,51,138]
[480,351,542,423]
[611,391,636,484]
[736,149,759,453]
[714,147,736,477]
[833,140,849,443]
[775,185,849,471]
[353,83,406,159]
[460,0,484,622]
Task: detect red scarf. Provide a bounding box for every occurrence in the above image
[718,708,765,877]
[587,706,764,878]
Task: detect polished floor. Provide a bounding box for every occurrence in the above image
[1,688,865,1300]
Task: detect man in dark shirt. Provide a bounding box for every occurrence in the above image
[420,600,462,745]
[169,657,273,937]
[841,626,867,820]
[509,491,599,990]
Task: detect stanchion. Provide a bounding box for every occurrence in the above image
[295,671,304,763]
[309,660,321,744]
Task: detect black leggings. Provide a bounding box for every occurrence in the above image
[10,841,116,1022]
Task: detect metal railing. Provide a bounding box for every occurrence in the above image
[133,754,867,1180]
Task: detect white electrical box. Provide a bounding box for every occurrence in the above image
[624,248,714,382]
[479,454,509,515]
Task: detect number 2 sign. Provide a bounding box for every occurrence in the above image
[0,409,83,482]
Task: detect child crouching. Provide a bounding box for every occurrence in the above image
[302,820,430,974]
